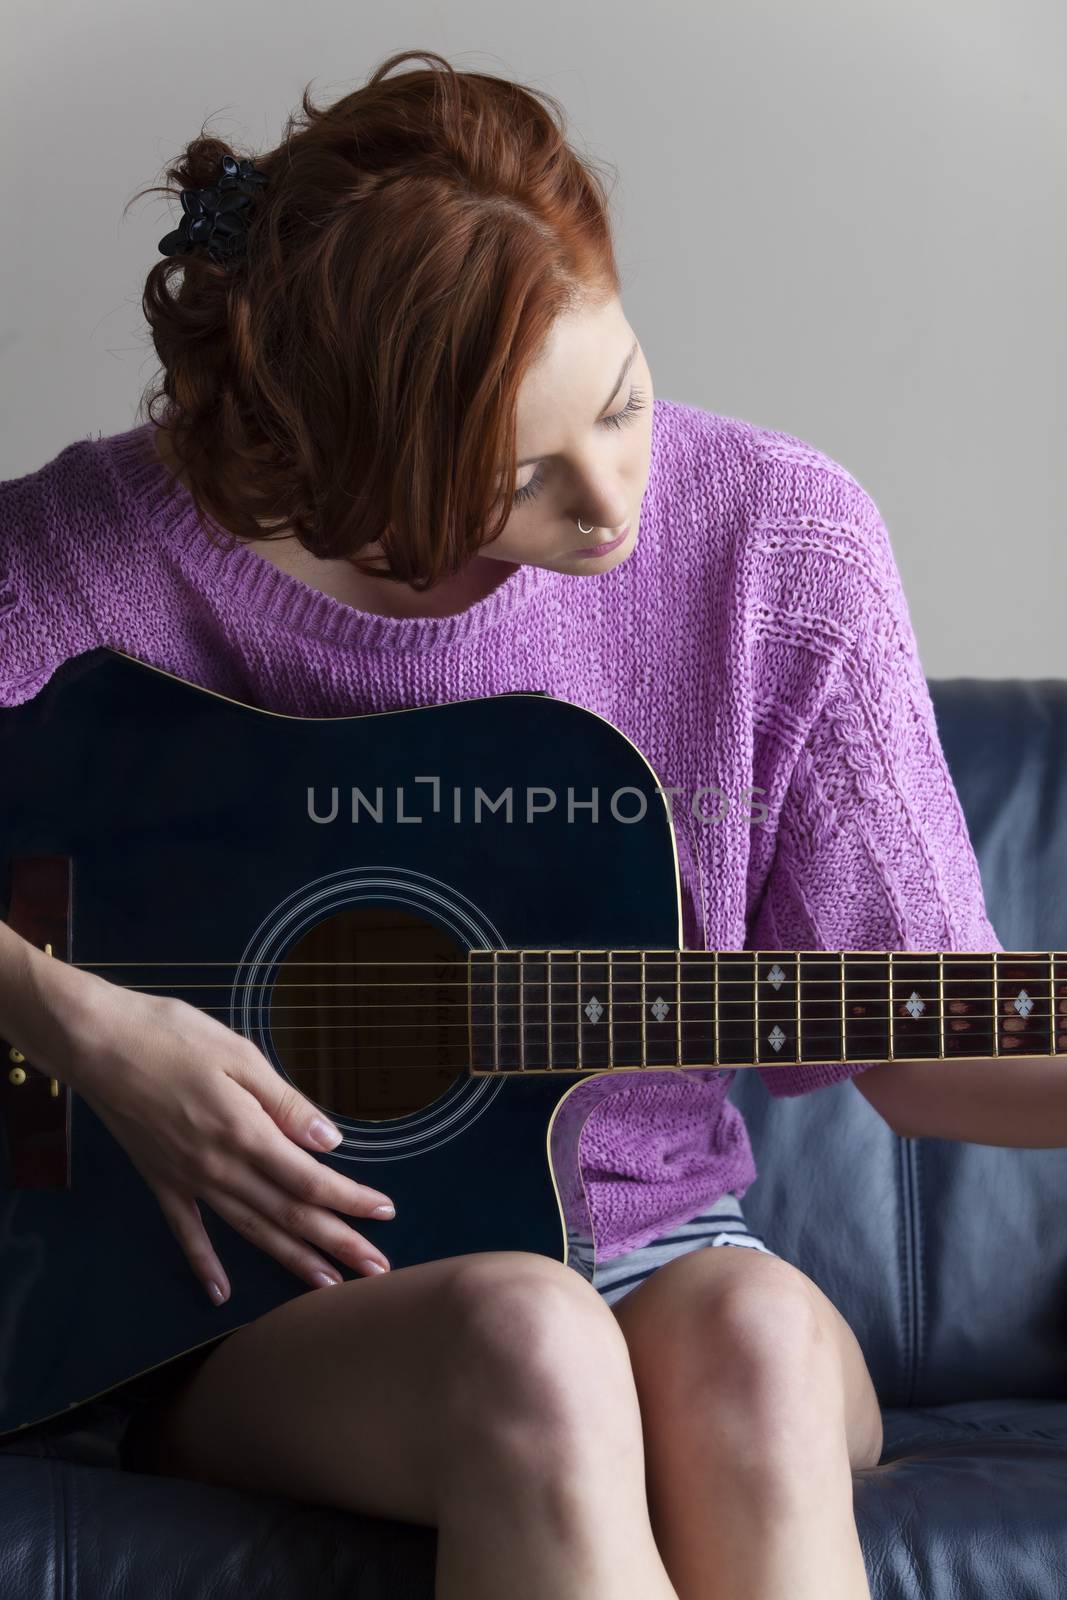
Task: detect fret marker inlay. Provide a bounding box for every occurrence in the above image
[767,963,786,990]
[650,996,671,1022]
[1014,988,1033,1018]
[905,990,925,1019]
[585,995,603,1024]
[768,1025,786,1053]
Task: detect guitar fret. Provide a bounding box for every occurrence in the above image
[641,950,647,1066]
[994,952,1053,1055]
[483,949,520,1072]
[644,951,680,1065]
[520,950,549,1070]
[519,950,525,1073]
[609,949,615,1065]
[714,950,720,1066]
[547,951,554,1071]
[577,950,583,1071]
[549,951,579,1070]
[679,951,712,1065]
[888,952,895,1062]
[938,952,945,1062]
[1050,952,1056,1057]
[800,953,843,1065]
[993,953,999,1056]
[676,949,681,1067]
[890,954,941,1060]
[944,954,995,1057]
[717,952,757,1064]
[756,953,798,1065]
[578,951,611,1070]
[844,954,889,1063]
[1056,954,1067,1053]
[610,951,642,1068]
[467,950,497,1072]
[498,950,521,1070]
[586,950,614,1071]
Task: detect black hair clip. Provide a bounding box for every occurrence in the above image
[157,154,269,266]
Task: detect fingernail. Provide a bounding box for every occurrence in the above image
[311,1270,342,1288]
[207,1281,227,1305]
[371,1203,396,1218]
[309,1118,343,1150]
[360,1260,387,1274]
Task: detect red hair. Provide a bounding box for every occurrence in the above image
[129,49,623,589]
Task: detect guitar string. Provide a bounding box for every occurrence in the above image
[47,963,1067,1039]
[62,966,1062,979]
[63,955,1065,965]
[61,965,1067,996]
[55,961,1067,1001]
[59,970,1065,985]
[10,1016,1060,1061]
[17,961,1063,1059]
[25,984,1058,1058]
[53,975,1067,1013]
[69,986,1063,1014]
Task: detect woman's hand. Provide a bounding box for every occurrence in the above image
[37,961,397,1305]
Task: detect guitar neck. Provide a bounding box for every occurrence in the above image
[468,950,1067,1075]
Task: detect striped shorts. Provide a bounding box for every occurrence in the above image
[590,1191,778,1308]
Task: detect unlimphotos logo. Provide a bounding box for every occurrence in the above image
[306,777,769,827]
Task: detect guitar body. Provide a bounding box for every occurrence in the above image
[0,648,684,1437]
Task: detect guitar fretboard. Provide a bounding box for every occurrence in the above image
[467,950,1067,1074]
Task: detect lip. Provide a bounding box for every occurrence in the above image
[574,522,631,559]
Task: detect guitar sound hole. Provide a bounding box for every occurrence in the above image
[269,904,470,1122]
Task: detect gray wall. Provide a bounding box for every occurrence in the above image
[3,6,1063,676]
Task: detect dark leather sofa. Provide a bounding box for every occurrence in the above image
[3,676,1066,1598]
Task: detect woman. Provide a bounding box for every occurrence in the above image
[0,48,1001,1600]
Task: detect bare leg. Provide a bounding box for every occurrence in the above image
[148,1250,680,1600]
[614,1248,876,1600]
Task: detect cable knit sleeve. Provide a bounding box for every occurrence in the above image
[745,468,1003,1098]
[0,446,100,708]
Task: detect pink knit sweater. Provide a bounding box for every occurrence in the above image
[0,398,1003,1262]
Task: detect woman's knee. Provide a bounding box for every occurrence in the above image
[639,1258,846,1463]
[436,1252,639,1445]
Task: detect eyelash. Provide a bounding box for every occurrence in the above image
[511,385,647,507]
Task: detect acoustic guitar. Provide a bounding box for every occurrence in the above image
[2,646,1063,1439]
